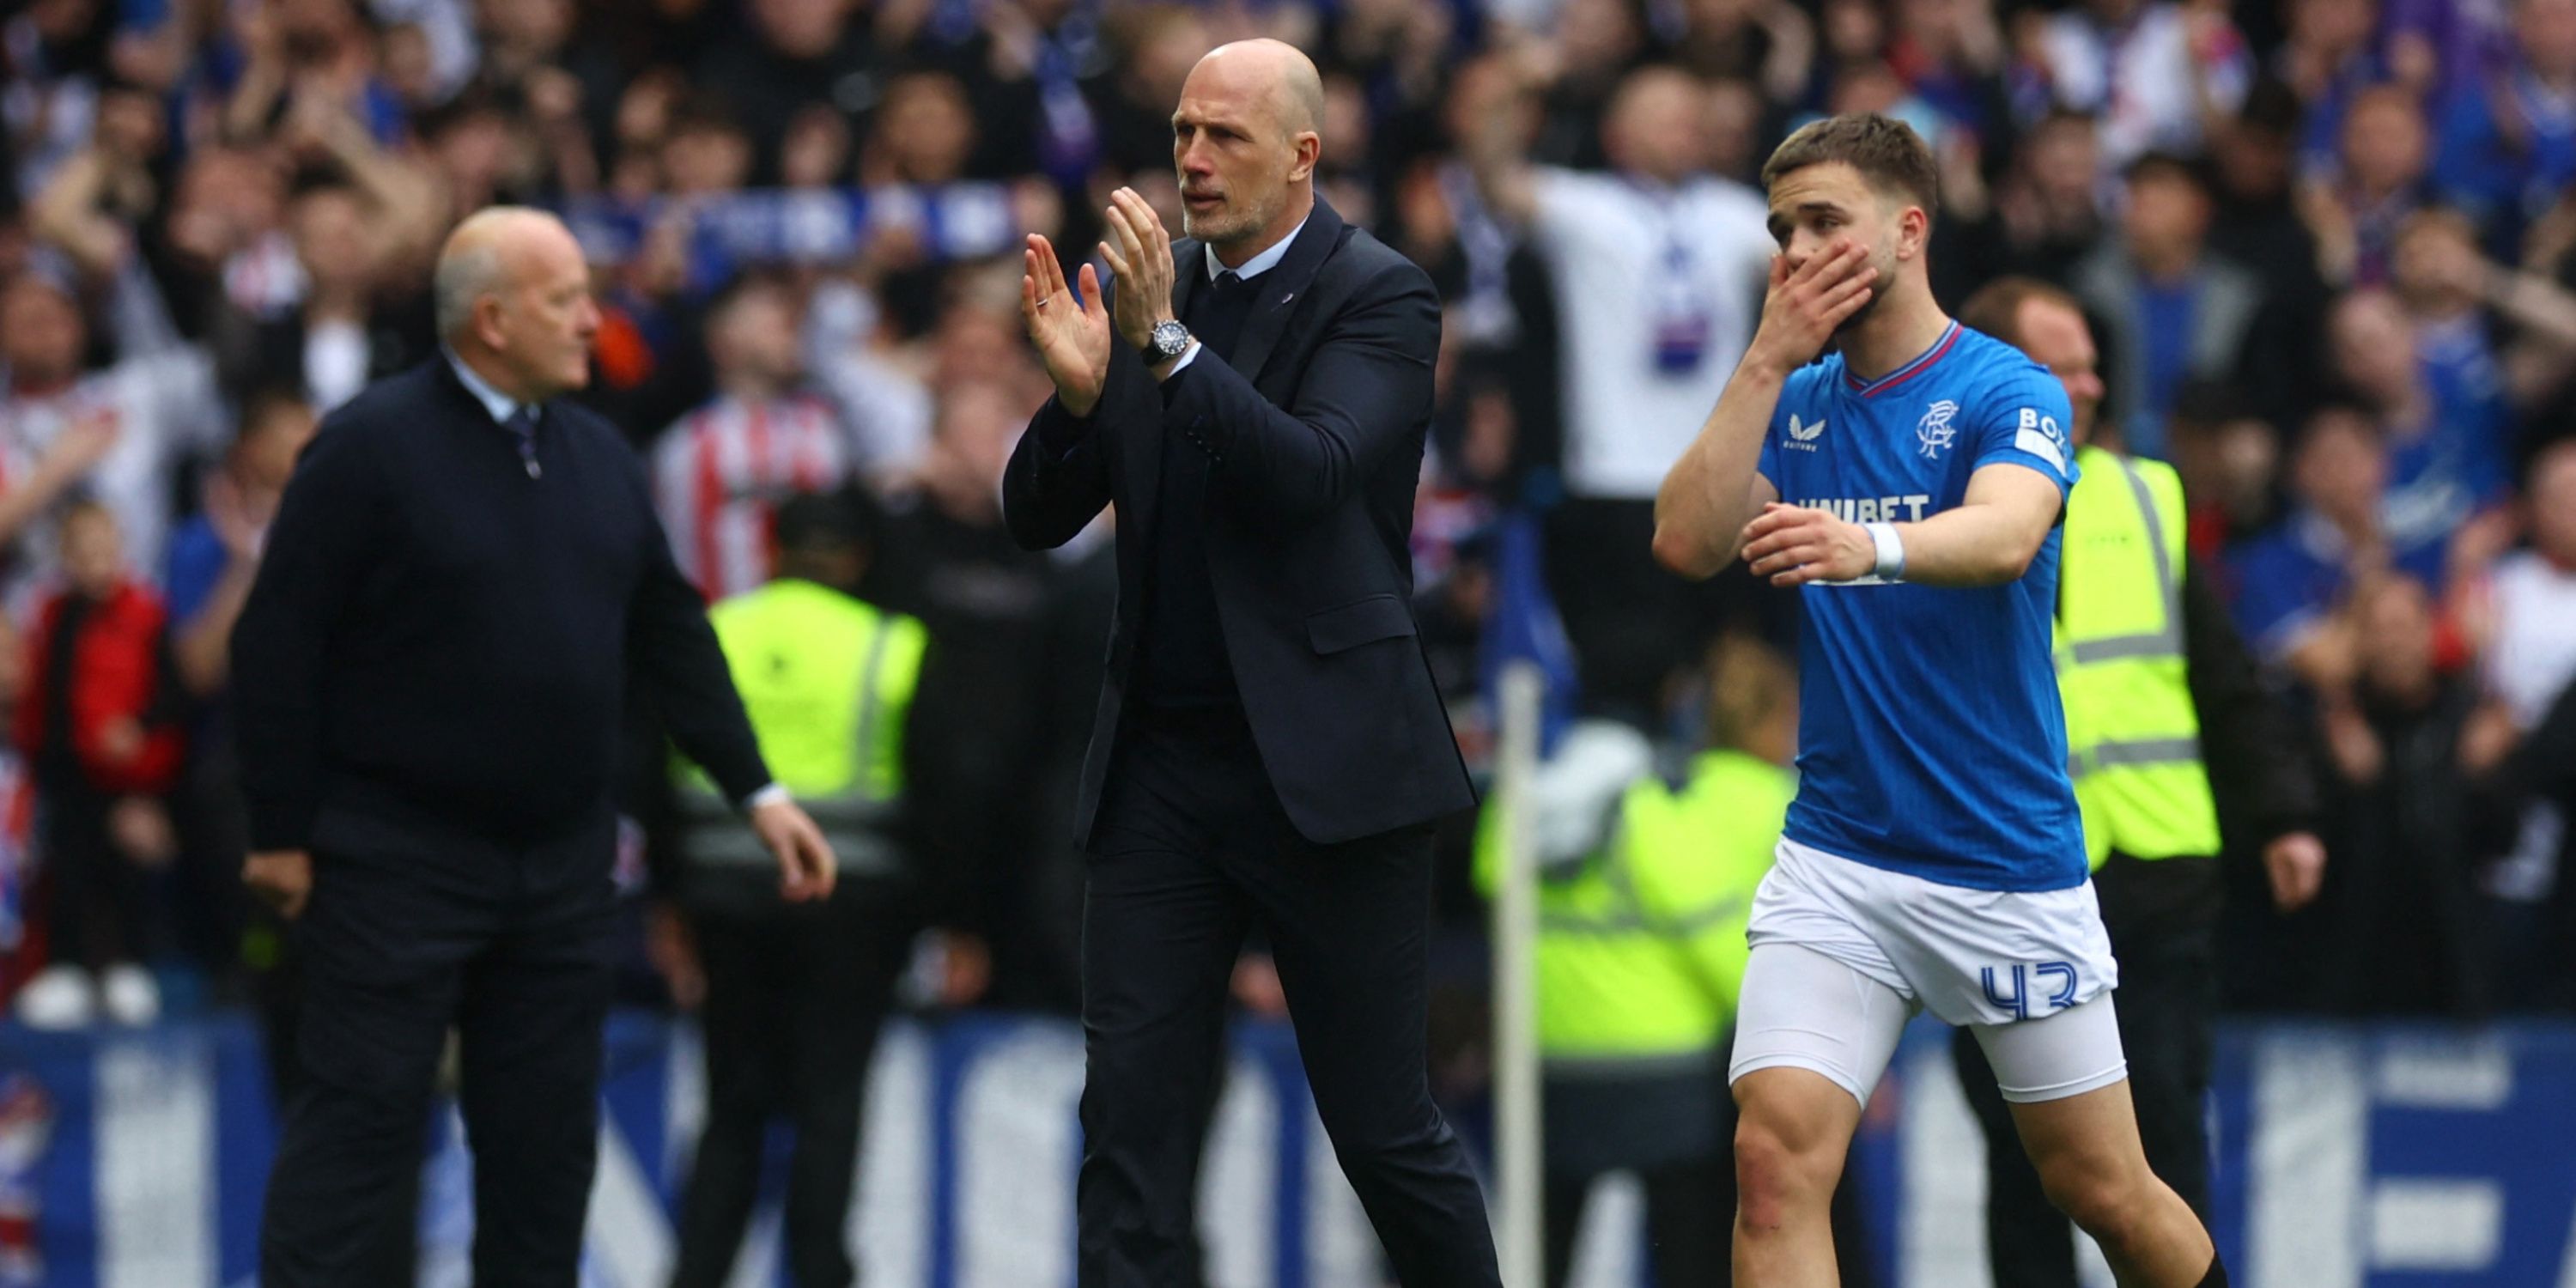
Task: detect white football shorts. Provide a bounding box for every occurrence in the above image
[1728,836,2127,1108]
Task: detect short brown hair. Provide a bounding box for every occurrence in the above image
[1759,113,1941,222]
[1957,276,2085,349]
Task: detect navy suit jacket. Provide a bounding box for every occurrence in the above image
[1003,197,1475,846]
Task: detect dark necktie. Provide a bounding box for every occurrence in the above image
[505,404,541,478]
[1188,270,1260,363]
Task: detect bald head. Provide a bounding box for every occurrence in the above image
[434,206,600,402]
[1172,39,1323,258]
[1196,39,1323,137]
[434,207,569,337]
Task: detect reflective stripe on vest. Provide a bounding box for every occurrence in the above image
[676,580,926,874]
[2057,448,2220,864]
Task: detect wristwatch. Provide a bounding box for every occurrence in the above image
[1144,319,1193,363]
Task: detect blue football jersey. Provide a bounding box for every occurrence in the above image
[1753,322,2088,892]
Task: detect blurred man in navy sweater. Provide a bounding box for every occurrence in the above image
[232,206,838,1288]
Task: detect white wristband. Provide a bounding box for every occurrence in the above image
[1863,521,1905,581]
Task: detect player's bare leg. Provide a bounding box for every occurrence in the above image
[2009,1079,2221,1286]
[1730,1066,1861,1288]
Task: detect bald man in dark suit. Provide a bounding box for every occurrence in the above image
[1006,38,1503,1288]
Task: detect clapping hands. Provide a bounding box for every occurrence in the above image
[1020,234,1112,417]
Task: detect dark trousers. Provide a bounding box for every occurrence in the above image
[670,883,914,1288]
[1079,706,1501,1288]
[1951,859,2217,1288]
[1543,1158,1730,1288]
[259,826,617,1288]
[34,779,153,969]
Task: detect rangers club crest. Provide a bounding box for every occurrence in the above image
[1917,399,1960,459]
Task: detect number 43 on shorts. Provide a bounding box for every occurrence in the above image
[1982,961,2081,1020]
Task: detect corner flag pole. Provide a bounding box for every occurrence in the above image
[1493,661,1545,1285]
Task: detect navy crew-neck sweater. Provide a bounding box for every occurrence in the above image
[232,361,771,850]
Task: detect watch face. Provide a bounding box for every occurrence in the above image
[1152,320,1190,358]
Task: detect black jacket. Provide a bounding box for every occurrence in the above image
[1003,197,1475,845]
[2097,554,2325,932]
[2184,553,2320,853]
[233,359,770,857]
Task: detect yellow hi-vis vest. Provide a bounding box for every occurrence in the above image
[2057,445,2221,868]
[677,578,927,874]
[1475,750,1790,1072]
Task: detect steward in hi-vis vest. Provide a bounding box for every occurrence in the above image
[660,492,928,1288]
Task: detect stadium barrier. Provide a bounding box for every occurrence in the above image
[0,1011,2569,1287]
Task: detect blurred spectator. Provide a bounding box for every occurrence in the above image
[216,0,406,152]
[1509,0,1643,172]
[800,276,938,474]
[149,145,294,331]
[23,83,170,284]
[165,388,316,700]
[2073,153,2259,460]
[1465,62,1774,717]
[1390,56,1562,410]
[2468,441,2576,751]
[2433,0,2576,253]
[2458,442,2576,978]
[2390,204,2576,410]
[0,270,227,614]
[693,0,893,183]
[2299,83,2433,286]
[2307,574,2490,1015]
[660,103,756,199]
[13,501,182,1030]
[1669,0,1814,106]
[1312,0,1449,187]
[1932,107,2105,302]
[864,380,1078,1011]
[0,613,33,979]
[161,391,315,985]
[2166,382,2285,555]
[2325,287,2517,572]
[216,179,440,410]
[2207,79,2331,324]
[2,0,119,197]
[2275,0,2419,168]
[861,70,981,187]
[1886,0,2013,145]
[2391,210,2509,400]
[2226,404,2409,668]
[2034,0,2251,173]
[1701,76,1772,184]
[651,275,855,601]
[1087,5,1211,177]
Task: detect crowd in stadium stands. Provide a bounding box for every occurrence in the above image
[1,0,2574,1046]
